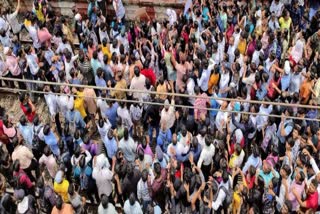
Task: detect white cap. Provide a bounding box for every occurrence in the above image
[3,47,10,55]
[284,60,291,74]
[75,13,82,21]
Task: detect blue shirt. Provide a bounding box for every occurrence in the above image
[105,102,119,128]
[90,59,102,76]
[157,129,172,153]
[209,98,219,117]
[256,83,268,101]
[103,136,118,159]
[259,170,279,188]
[242,155,261,173]
[95,76,107,87]
[44,131,60,156]
[281,74,291,91]
[277,119,294,144]
[18,124,33,146]
[65,110,86,129]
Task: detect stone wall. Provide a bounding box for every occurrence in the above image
[5,0,184,20]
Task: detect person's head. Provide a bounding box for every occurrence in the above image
[180,125,187,137]
[280,200,292,214]
[307,179,319,195]
[19,115,27,126]
[55,195,63,210]
[134,66,140,77]
[172,133,177,145]
[123,127,129,140]
[153,162,161,177]
[295,170,305,184]
[262,160,272,174]
[43,124,51,136]
[204,135,212,147]
[101,194,109,209]
[280,164,291,179]
[222,170,229,183]
[141,169,148,182]
[129,193,136,206]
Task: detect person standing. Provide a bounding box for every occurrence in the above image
[113,0,125,24]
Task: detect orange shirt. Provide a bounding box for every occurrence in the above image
[300,80,312,104]
[51,204,74,214]
[208,73,220,95]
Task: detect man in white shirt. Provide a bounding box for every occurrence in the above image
[129,66,146,101]
[227,36,236,63]
[270,0,284,17]
[44,86,62,135]
[196,59,210,92]
[160,99,175,130]
[26,19,41,50]
[96,91,109,118]
[197,135,215,180]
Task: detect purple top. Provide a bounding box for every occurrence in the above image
[81,140,98,156]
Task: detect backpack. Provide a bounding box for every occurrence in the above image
[40,186,57,213]
[69,113,77,136]
[219,183,233,209]
[79,166,92,190]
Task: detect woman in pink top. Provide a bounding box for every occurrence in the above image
[4,47,25,89]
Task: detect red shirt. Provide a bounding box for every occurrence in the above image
[141,68,156,86]
[306,191,318,211]
[13,169,33,189]
[20,103,35,123]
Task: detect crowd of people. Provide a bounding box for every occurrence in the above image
[0,0,320,213]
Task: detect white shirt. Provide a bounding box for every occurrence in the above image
[92,155,113,197]
[160,100,175,129]
[130,75,146,100]
[26,54,39,75]
[97,97,108,118]
[197,144,215,167]
[64,55,79,81]
[252,50,262,66]
[196,134,206,148]
[123,200,143,214]
[27,25,41,49]
[256,105,273,131]
[212,182,230,211]
[117,107,133,129]
[186,78,195,105]
[227,45,236,63]
[215,111,228,132]
[56,95,69,116]
[197,69,210,92]
[44,93,58,117]
[270,1,284,17]
[219,72,230,90]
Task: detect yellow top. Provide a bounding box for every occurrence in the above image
[100,44,112,64]
[238,39,247,55]
[54,179,70,202]
[232,191,241,214]
[24,20,31,28]
[74,91,87,118]
[34,5,45,23]
[279,17,292,30]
